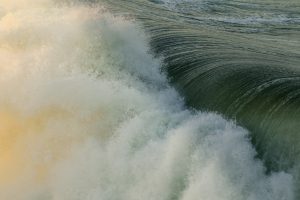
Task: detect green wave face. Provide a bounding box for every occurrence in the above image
[102,0,300,186]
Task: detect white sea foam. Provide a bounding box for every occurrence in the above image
[159,0,300,25]
[0,0,294,199]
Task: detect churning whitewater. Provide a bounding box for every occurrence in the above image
[0,0,295,199]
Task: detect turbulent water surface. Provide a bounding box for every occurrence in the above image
[0,0,299,199]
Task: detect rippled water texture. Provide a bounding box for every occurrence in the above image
[102,0,300,187]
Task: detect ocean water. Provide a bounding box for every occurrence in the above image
[0,0,297,199]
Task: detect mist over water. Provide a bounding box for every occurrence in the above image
[0,0,295,199]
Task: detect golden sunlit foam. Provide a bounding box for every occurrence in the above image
[0,13,19,31]
[0,1,106,189]
[0,105,72,184]
[0,0,51,11]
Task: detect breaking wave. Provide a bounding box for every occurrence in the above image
[0,0,297,199]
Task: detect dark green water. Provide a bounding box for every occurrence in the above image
[101,0,300,191]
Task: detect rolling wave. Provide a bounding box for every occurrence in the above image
[0,0,298,199]
[101,0,300,195]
